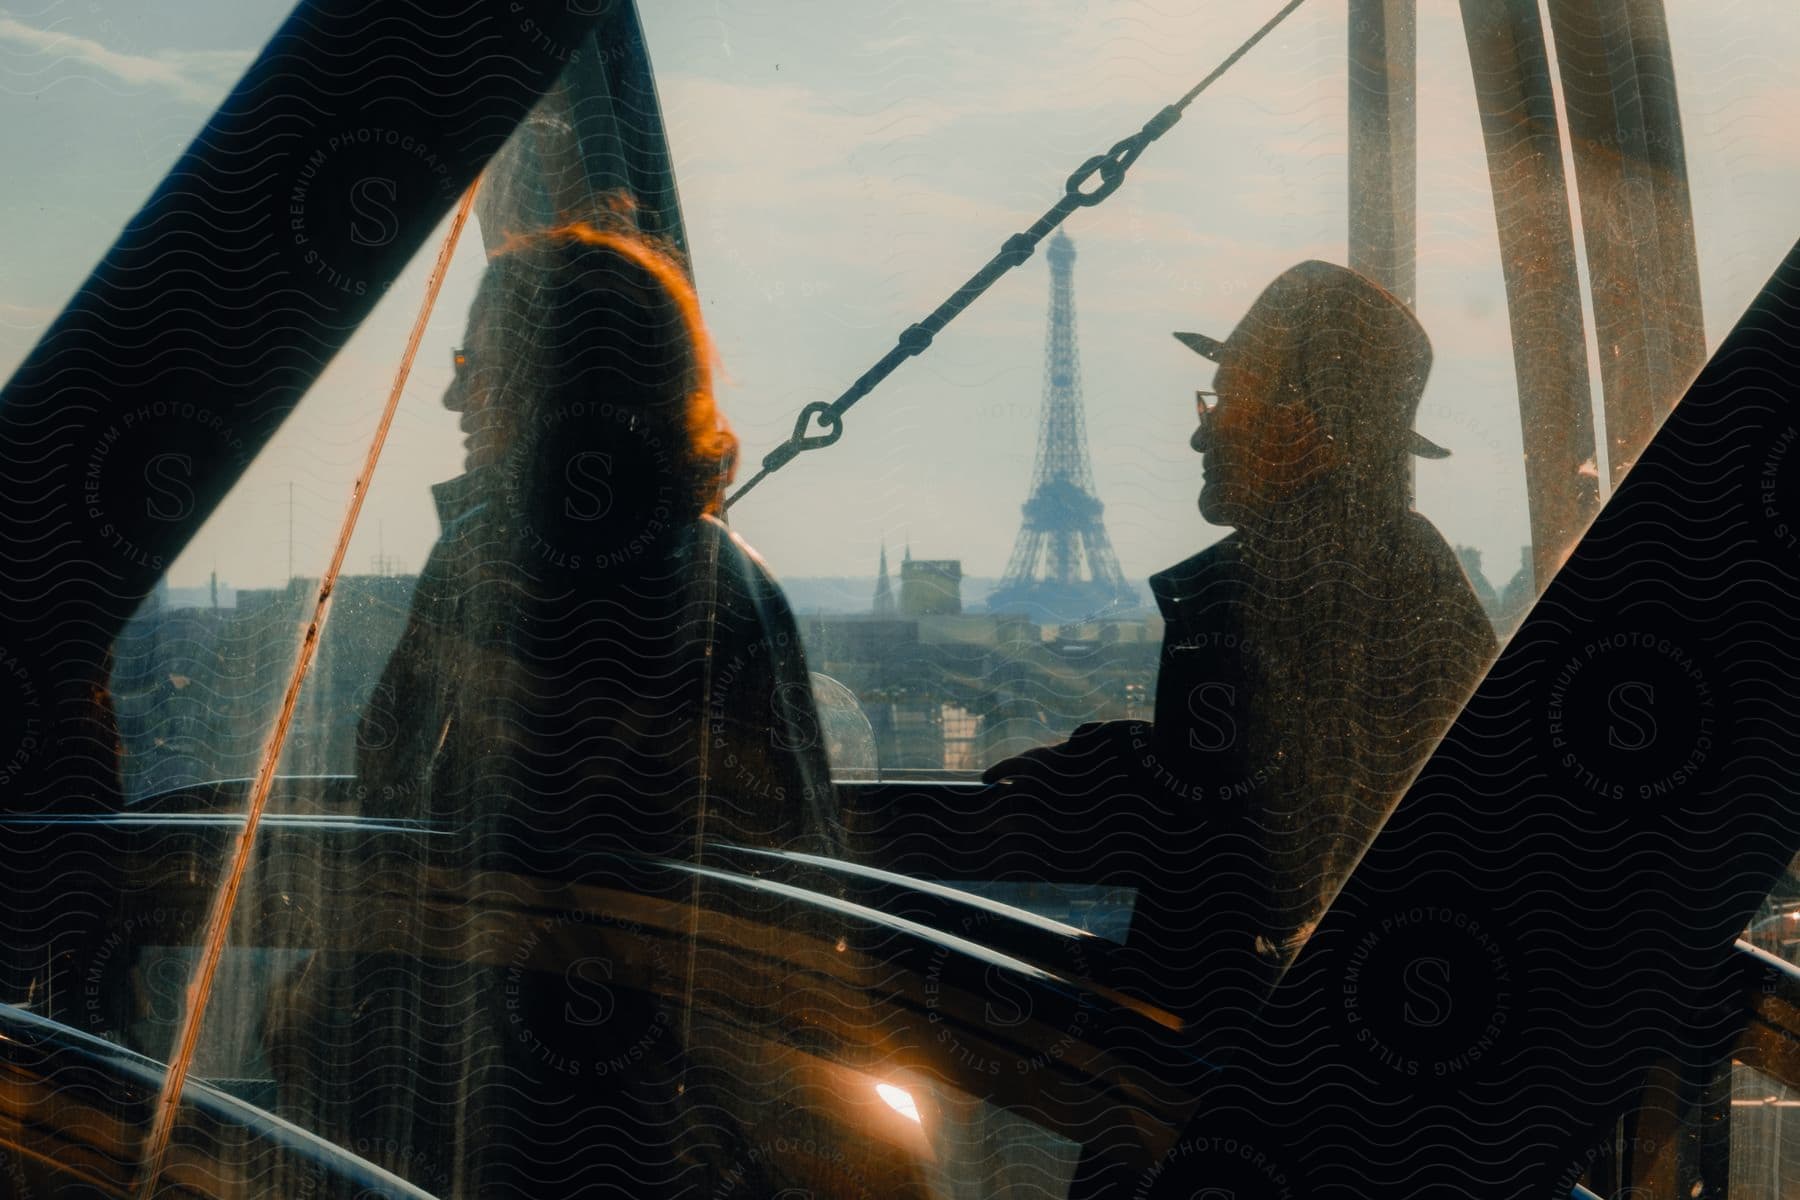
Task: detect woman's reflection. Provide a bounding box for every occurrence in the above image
[356,213,837,859]
[326,212,839,1196]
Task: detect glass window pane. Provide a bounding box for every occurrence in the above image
[5,2,1800,1197]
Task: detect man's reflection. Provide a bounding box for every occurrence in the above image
[988,261,1495,1004]
[1160,261,1496,950]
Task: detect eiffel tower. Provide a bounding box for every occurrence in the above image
[986,230,1139,622]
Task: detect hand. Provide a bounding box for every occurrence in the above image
[979,720,1147,786]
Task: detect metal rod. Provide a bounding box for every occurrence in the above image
[132,178,482,1200]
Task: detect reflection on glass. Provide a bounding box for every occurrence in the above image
[351,215,837,855]
[5,1,1799,1197]
[980,259,1496,1004]
[248,215,856,1194]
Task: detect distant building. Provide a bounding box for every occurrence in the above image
[115,573,417,802]
[1454,545,1501,615]
[800,593,1160,776]
[899,549,962,616]
[1456,543,1536,638]
[1495,545,1534,634]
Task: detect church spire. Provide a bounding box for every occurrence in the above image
[873,538,896,616]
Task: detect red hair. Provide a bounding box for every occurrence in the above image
[487,212,738,515]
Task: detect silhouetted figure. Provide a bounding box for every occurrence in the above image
[355,220,836,858]
[987,261,1495,1019]
[289,217,840,1198]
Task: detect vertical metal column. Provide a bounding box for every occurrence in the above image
[1348,0,1417,308]
[1459,0,1602,590]
[1545,0,1705,486]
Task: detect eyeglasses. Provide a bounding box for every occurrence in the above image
[1194,389,1219,422]
[451,346,468,373]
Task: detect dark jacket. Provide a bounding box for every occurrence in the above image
[355,471,838,859]
[1147,512,1497,957]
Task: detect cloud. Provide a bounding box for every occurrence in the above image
[0,299,53,325]
[0,15,250,104]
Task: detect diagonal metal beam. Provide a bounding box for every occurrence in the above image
[0,0,616,809]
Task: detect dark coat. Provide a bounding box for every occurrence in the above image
[354,471,838,859]
[1146,512,1497,959]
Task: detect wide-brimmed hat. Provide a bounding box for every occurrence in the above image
[1174,261,1450,460]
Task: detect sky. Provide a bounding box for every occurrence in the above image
[1,0,1797,596]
